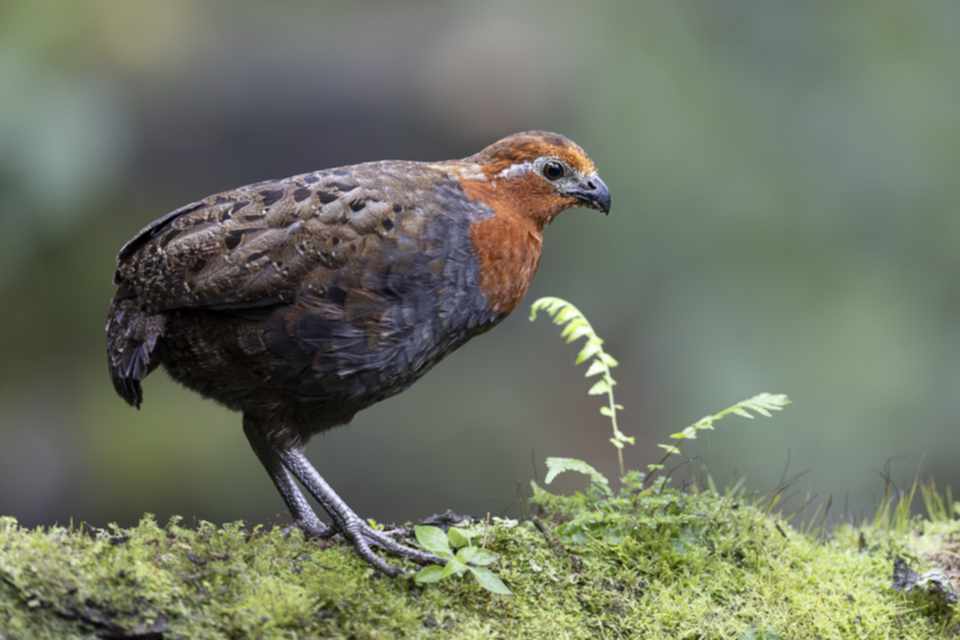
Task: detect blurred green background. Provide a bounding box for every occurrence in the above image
[1,0,959,531]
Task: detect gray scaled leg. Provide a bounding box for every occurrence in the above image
[242,415,333,539]
[276,446,444,577]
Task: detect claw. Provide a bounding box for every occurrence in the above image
[337,517,444,574]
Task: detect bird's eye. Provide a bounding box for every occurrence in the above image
[542,161,565,181]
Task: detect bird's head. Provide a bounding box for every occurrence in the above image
[457,131,610,231]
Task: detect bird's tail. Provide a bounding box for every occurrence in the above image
[105,297,165,408]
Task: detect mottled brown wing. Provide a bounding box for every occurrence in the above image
[115,162,441,315]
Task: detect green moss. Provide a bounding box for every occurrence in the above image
[2,489,958,639]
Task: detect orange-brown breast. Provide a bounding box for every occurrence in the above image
[459,169,575,316]
[468,214,542,316]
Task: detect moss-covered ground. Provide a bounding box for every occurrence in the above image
[2,479,959,639]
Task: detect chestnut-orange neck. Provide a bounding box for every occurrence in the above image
[456,169,572,316]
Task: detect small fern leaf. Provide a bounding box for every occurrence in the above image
[565,325,591,343]
[576,341,602,364]
[588,380,610,395]
[560,318,585,338]
[600,353,619,368]
[544,457,612,496]
[585,360,606,377]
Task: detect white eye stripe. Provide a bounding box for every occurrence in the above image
[495,161,536,180]
[495,158,581,181]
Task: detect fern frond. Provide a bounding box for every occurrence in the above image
[543,457,612,497]
[645,393,790,486]
[531,297,633,477]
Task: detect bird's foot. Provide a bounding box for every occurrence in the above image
[271,446,445,576]
[336,516,445,577]
[289,516,439,576]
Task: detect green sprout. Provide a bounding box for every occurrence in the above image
[412,525,511,595]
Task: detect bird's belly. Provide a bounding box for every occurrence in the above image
[158,297,500,448]
[289,311,500,429]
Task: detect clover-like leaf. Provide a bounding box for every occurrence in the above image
[468,566,512,595]
[460,547,500,566]
[440,556,467,579]
[447,527,471,548]
[413,565,445,584]
[415,526,452,559]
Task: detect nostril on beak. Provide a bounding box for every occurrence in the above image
[584,179,598,190]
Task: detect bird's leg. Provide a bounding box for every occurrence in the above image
[276,446,444,577]
[242,416,333,539]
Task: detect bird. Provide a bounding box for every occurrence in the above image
[105,130,610,576]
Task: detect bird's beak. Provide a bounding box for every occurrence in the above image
[566,176,611,215]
